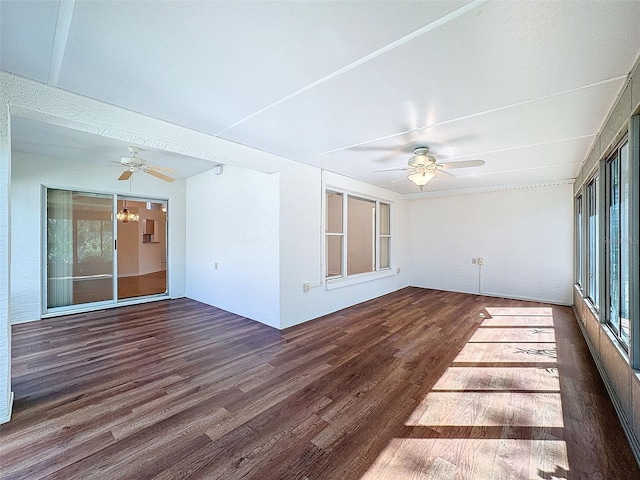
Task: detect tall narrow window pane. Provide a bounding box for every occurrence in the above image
[587,177,599,308]
[326,236,343,277]
[575,195,583,287]
[380,203,390,235]
[380,237,390,269]
[347,196,375,275]
[47,189,114,308]
[619,141,630,345]
[325,191,343,278]
[608,155,621,335]
[326,192,343,233]
[379,202,390,269]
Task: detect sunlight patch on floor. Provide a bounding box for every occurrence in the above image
[406,391,563,428]
[432,366,560,392]
[469,327,556,343]
[453,342,557,363]
[360,438,569,480]
[363,306,570,479]
[484,307,554,316]
[480,315,555,327]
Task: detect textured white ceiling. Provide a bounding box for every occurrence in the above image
[2,0,639,194]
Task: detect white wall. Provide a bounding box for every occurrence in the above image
[408,184,574,305]
[185,165,280,328]
[0,88,11,422]
[117,218,140,276]
[10,151,187,323]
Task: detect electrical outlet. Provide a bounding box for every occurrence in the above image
[472,258,477,264]
[303,283,310,293]
[478,258,484,265]
[214,262,218,270]
[396,267,401,274]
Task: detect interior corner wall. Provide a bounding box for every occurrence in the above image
[185,165,281,329]
[407,184,574,305]
[10,151,187,323]
[277,168,410,330]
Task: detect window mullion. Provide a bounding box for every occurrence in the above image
[375,200,379,272]
[342,193,348,278]
[598,157,607,324]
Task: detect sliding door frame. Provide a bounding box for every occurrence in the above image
[41,185,170,318]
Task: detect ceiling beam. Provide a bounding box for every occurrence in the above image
[47,0,75,86]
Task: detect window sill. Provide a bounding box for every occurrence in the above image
[601,323,630,361]
[585,298,600,320]
[325,268,395,290]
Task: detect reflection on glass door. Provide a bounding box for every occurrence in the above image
[116,198,168,300]
[46,189,114,308]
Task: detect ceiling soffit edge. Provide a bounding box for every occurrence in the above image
[404,179,575,201]
[1,71,284,174]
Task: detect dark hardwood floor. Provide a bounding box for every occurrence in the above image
[1,288,638,479]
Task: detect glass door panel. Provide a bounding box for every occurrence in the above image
[46,189,114,308]
[117,198,167,300]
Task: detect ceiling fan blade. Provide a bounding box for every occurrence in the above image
[118,170,133,181]
[371,166,410,173]
[148,165,176,173]
[147,169,175,182]
[435,167,455,178]
[391,176,409,184]
[350,145,402,152]
[436,160,485,169]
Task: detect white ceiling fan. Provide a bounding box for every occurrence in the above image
[115,146,176,182]
[373,146,484,190]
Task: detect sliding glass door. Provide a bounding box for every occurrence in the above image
[45,188,168,314]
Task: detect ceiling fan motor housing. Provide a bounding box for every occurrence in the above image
[409,147,436,168]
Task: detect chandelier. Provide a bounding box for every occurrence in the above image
[117,201,139,223]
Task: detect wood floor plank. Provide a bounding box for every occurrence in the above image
[1,289,638,479]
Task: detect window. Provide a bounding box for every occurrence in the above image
[325,192,344,278]
[325,190,391,279]
[606,139,630,348]
[586,176,599,309]
[379,202,391,269]
[575,194,583,288]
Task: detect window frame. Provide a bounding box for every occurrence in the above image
[586,175,600,310]
[604,136,630,350]
[324,188,392,285]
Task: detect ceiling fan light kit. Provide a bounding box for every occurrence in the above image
[372,146,485,191]
[407,168,435,190]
